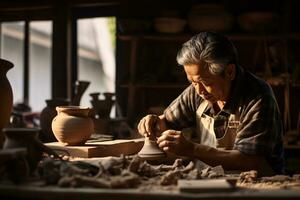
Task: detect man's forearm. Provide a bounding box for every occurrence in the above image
[192,143,263,170]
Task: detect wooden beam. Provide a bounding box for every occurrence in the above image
[52,0,72,99]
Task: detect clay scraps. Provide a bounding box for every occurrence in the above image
[38,155,225,189]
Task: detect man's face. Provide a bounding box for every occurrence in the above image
[183,63,233,103]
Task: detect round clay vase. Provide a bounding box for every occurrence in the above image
[2,128,43,174]
[51,106,94,145]
[39,99,69,142]
[138,137,165,160]
[0,59,14,148]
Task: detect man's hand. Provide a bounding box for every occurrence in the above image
[138,114,165,139]
[157,130,195,157]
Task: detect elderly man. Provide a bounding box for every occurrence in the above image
[138,32,284,174]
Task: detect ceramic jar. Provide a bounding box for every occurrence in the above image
[2,128,43,174]
[52,106,94,145]
[90,92,115,119]
[39,99,69,142]
[0,59,14,148]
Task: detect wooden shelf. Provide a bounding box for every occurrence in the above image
[119,83,188,89]
[118,33,291,42]
[117,30,300,125]
[287,33,300,40]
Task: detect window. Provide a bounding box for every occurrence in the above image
[0,21,52,112]
[77,17,116,107]
[1,22,25,104]
[29,21,52,111]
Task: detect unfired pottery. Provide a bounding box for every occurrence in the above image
[138,137,165,160]
[40,99,69,142]
[0,59,14,148]
[52,106,94,145]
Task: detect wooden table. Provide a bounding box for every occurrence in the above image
[1,182,300,200]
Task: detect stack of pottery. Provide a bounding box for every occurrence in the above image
[187,4,233,32]
[39,99,69,142]
[51,106,94,145]
[0,59,14,148]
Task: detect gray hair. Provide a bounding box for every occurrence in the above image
[176,32,238,76]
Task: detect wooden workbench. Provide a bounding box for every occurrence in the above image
[0,182,300,200]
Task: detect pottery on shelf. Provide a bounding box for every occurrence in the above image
[71,80,90,106]
[39,98,70,142]
[138,137,165,160]
[51,106,94,145]
[0,59,14,148]
[90,92,115,119]
[187,4,233,32]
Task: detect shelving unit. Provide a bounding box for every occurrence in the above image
[117,33,299,127]
[116,0,300,129]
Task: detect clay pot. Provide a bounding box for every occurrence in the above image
[138,137,165,160]
[0,59,14,148]
[3,128,43,174]
[52,106,94,145]
[39,99,69,142]
[90,93,115,119]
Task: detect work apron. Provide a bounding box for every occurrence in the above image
[196,100,240,150]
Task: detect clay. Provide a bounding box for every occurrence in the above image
[8,154,300,191]
[239,170,258,183]
[237,170,300,190]
[138,137,165,160]
[160,170,183,185]
[58,170,141,189]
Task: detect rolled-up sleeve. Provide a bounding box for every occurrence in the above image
[164,85,201,129]
[234,94,283,156]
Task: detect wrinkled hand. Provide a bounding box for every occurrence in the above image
[157,130,195,157]
[137,114,161,139]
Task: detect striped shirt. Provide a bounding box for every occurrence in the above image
[163,66,285,174]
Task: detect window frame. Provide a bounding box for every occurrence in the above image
[0,6,53,106]
[0,3,118,108]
